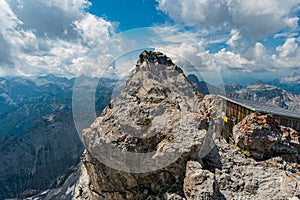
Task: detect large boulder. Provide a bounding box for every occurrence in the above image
[233,113,299,161]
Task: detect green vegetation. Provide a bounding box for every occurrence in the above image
[241,149,251,157]
[232,143,251,157]
[142,118,152,129]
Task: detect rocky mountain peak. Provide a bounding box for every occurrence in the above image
[133,50,184,78]
[123,51,196,114]
[137,50,174,66]
[74,51,211,199]
[73,51,300,200]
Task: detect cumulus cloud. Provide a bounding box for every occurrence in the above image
[150,26,299,80]
[211,38,300,74]
[0,0,38,67]
[274,37,300,69]
[276,38,299,58]
[7,0,92,37]
[152,31,300,79]
[73,13,113,47]
[156,0,299,39]
[1,0,299,80]
[285,17,299,30]
[156,0,300,80]
[212,48,254,72]
[0,0,115,77]
[151,27,216,70]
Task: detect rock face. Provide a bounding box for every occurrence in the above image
[197,140,300,200]
[184,161,221,200]
[14,164,80,200]
[233,113,300,161]
[74,50,207,199]
[0,112,83,199]
[74,51,300,200]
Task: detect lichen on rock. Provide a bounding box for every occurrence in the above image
[233,112,300,161]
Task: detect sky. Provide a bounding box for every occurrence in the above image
[0,0,300,84]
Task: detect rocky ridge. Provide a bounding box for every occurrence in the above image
[228,82,300,113]
[0,75,115,199]
[73,51,300,200]
[0,112,83,199]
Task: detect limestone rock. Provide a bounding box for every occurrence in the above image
[74,51,206,199]
[233,113,299,160]
[184,161,221,200]
[213,140,300,200]
[74,51,300,200]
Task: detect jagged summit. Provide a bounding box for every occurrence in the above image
[137,50,174,66]
[134,50,184,76]
[124,50,196,112]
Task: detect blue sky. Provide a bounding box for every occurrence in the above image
[0,0,300,84]
[88,0,167,30]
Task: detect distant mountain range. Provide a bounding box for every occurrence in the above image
[188,74,300,113]
[0,75,116,199]
[226,82,300,113]
[266,72,300,95]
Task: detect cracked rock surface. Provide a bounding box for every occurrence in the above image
[73,51,300,200]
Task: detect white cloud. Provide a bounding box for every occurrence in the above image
[0,0,115,77]
[212,48,254,72]
[209,39,300,74]
[276,38,299,58]
[157,0,299,39]
[274,32,299,39]
[157,0,229,28]
[157,43,198,63]
[226,29,241,48]
[0,0,20,31]
[6,0,87,38]
[253,42,267,60]
[284,17,299,30]
[273,37,300,70]
[0,0,38,66]
[154,39,216,71]
[150,26,298,77]
[156,0,300,80]
[73,13,113,47]
[1,0,299,80]
[42,0,91,12]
